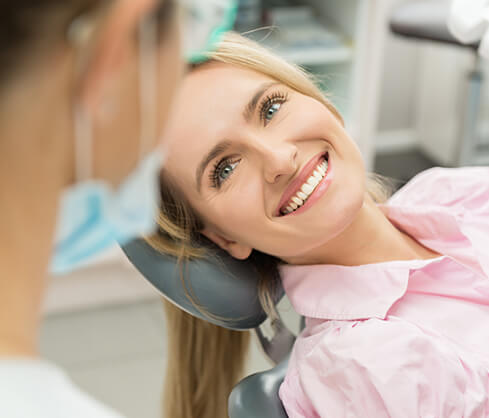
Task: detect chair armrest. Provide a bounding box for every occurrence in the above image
[228,356,289,418]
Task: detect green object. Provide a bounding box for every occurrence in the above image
[186,0,238,64]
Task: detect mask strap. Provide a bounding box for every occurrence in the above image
[138,13,159,159]
[69,14,96,182]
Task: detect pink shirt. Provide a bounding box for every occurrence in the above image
[279,167,489,417]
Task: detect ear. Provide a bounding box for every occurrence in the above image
[201,228,253,260]
[77,0,156,111]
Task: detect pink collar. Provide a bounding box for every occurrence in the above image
[280,256,446,320]
[280,201,482,320]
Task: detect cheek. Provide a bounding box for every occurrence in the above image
[288,98,338,136]
[204,179,265,241]
[329,173,365,230]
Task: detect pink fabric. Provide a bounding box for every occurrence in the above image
[279,167,489,417]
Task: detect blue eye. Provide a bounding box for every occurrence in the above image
[210,158,240,188]
[265,103,281,121]
[219,161,238,181]
[259,91,289,125]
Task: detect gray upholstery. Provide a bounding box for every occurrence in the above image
[255,318,295,365]
[122,238,290,417]
[390,1,479,49]
[228,356,289,418]
[121,238,284,330]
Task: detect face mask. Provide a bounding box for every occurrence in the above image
[181,0,238,63]
[51,13,162,275]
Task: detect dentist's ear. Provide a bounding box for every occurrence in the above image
[76,0,156,111]
[201,229,253,260]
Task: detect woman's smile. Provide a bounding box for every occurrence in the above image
[276,151,333,217]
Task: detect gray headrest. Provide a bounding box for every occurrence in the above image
[121,239,284,330]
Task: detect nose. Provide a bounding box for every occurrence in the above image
[261,142,298,184]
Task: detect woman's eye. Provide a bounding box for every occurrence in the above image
[259,91,289,125]
[219,161,238,181]
[265,103,282,121]
[210,158,241,188]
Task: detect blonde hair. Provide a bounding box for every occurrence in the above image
[150,32,393,418]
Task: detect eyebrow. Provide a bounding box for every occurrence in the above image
[195,81,281,192]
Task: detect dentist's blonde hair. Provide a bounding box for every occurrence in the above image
[151,32,392,418]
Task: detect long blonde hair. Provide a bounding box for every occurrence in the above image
[150,32,392,418]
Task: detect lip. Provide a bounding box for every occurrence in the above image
[275,151,332,217]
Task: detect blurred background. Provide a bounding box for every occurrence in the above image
[41,0,489,417]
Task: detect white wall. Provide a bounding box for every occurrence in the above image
[376,0,489,164]
[378,31,420,132]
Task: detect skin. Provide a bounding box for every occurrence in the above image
[163,63,441,266]
[0,0,182,356]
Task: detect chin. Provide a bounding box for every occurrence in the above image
[314,186,364,238]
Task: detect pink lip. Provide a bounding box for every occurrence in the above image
[275,151,332,217]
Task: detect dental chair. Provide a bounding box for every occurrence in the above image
[122,238,294,418]
[390,0,487,166]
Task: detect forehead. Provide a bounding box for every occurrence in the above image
[171,63,274,128]
[163,64,274,182]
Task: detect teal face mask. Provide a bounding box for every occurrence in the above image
[50,152,162,275]
[181,0,238,63]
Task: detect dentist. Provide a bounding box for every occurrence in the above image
[0,0,235,417]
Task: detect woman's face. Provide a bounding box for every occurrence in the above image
[163,63,367,262]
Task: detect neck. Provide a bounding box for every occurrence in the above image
[0,74,70,357]
[285,192,440,266]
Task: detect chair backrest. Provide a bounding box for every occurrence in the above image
[121,238,292,417]
[121,238,284,330]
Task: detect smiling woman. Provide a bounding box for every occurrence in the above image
[150,32,393,418]
[154,30,489,418]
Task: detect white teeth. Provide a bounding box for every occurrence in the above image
[291,196,303,206]
[281,156,329,215]
[301,183,314,195]
[307,176,319,187]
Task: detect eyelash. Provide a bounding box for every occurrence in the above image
[209,157,241,189]
[258,91,289,124]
